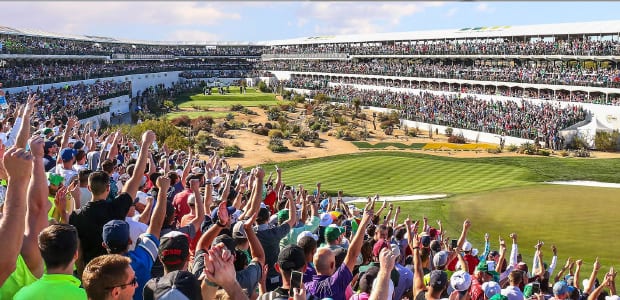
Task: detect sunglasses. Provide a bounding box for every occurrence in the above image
[106,277,137,289]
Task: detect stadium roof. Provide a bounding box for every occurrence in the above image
[1,20,620,46]
[263,20,620,46]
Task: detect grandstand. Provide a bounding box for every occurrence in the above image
[1,20,620,147]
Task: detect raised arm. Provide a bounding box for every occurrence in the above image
[15,95,36,149]
[21,137,51,278]
[105,130,121,162]
[548,244,558,277]
[181,147,193,184]
[274,165,283,200]
[285,189,298,228]
[584,257,601,294]
[122,130,155,197]
[146,176,170,239]
[496,236,507,273]
[509,233,518,267]
[0,148,33,285]
[57,116,78,164]
[573,259,582,290]
[588,270,612,300]
[456,219,471,251]
[412,228,425,295]
[188,179,205,232]
[344,198,373,272]
[556,257,574,285]
[370,248,397,300]
[243,212,265,266]
[196,201,229,252]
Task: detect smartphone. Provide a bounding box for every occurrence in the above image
[532,282,540,294]
[487,260,496,271]
[451,239,458,249]
[289,271,303,296]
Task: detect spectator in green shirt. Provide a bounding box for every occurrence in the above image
[14,224,87,299]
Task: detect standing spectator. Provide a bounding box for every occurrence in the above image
[14,224,87,299]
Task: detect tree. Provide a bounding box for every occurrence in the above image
[352,97,361,120]
[314,93,330,104]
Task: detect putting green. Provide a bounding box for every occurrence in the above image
[165,111,231,119]
[176,87,285,108]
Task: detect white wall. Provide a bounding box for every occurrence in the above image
[79,112,110,130]
[104,95,132,115]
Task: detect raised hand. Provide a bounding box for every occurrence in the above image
[28,136,45,158]
[217,201,230,226]
[141,130,156,145]
[594,257,601,271]
[552,244,557,256]
[4,148,33,179]
[156,176,171,191]
[463,219,471,230]
[379,248,397,272]
[203,243,236,287]
[189,178,200,191]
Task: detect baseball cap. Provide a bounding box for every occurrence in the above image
[232,221,247,239]
[523,284,534,298]
[553,281,570,296]
[277,245,306,272]
[429,270,448,290]
[153,270,200,300]
[462,241,473,252]
[325,224,344,242]
[430,240,442,252]
[44,141,56,151]
[159,231,190,266]
[451,270,472,292]
[192,167,203,174]
[43,128,53,135]
[605,296,620,300]
[319,213,333,227]
[420,234,431,247]
[476,260,499,276]
[102,220,130,252]
[277,209,289,223]
[296,231,319,243]
[490,295,508,300]
[433,251,449,268]
[482,281,501,298]
[47,172,64,186]
[211,176,223,185]
[60,148,76,162]
[372,238,390,257]
[213,234,236,253]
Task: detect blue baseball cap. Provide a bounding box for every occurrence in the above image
[60,148,76,162]
[102,220,130,252]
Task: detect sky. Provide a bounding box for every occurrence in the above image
[1,1,620,43]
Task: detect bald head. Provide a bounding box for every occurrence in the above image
[314,248,336,275]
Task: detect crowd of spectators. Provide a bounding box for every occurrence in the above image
[284,74,620,106]
[265,38,620,56]
[0,98,613,300]
[257,59,620,88]
[2,80,130,120]
[0,60,254,88]
[283,80,587,139]
[179,70,259,79]
[0,33,263,56]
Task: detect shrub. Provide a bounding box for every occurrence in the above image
[230,104,244,111]
[538,149,551,156]
[241,108,257,115]
[517,142,537,155]
[191,116,214,132]
[163,100,175,110]
[268,129,284,139]
[213,125,227,138]
[252,126,269,136]
[267,107,282,121]
[257,81,272,93]
[267,137,289,152]
[170,115,191,127]
[290,138,305,147]
[314,93,330,104]
[219,145,241,157]
[264,122,274,130]
[299,130,319,141]
[559,150,569,157]
[594,130,620,152]
[312,139,322,147]
[506,144,518,152]
[228,121,245,130]
[448,134,466,144]
[445,127,454,137]
[225,113,235,121]
[164,134,190,150]
[292,94,306,105]
[193,131,212,154]
[567,134,589,150]
[258,104,270,110]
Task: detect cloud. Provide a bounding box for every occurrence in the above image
[475,3,495,13]
[444,7,458,17]
[0,2,240,37]
[296,2,439,35]
[165,30,219,42]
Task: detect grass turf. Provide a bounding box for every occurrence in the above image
[165,111,231,119]
[259,152,620,196]
[387,184,620,276]
[176,87,284,108]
